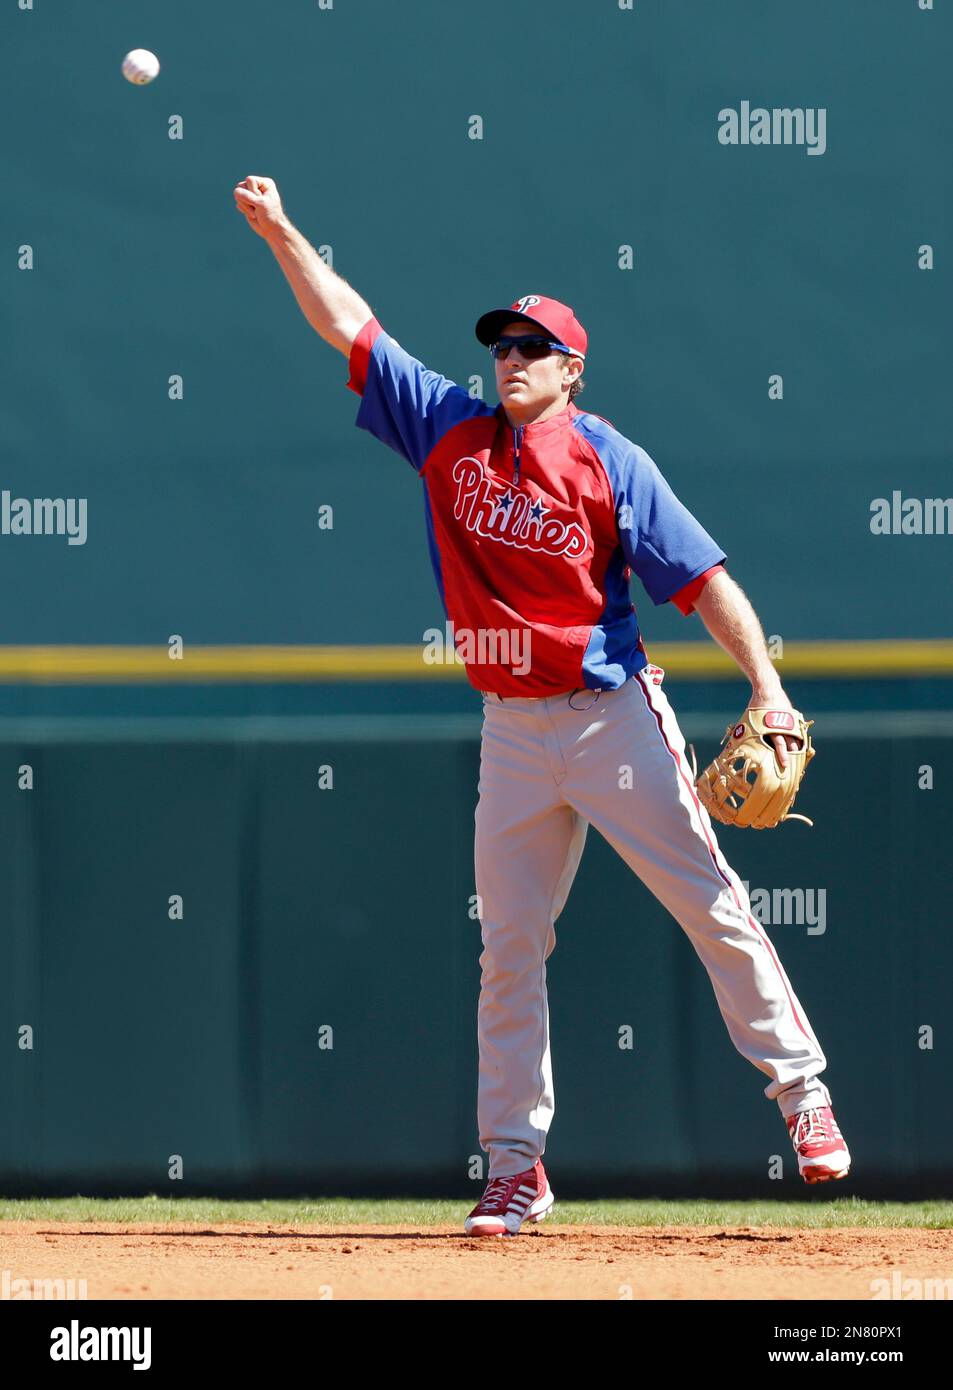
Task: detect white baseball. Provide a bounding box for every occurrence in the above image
[122,49,160,85]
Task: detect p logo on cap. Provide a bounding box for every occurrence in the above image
[474,294,588,359]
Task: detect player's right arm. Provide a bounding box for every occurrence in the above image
[234,174,491,472]
[233,175,371,356]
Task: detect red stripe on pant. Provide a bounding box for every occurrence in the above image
[634,672,818,1050]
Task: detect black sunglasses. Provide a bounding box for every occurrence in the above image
[489,335,573,361]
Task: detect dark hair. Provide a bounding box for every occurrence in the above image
[566,357,585,400]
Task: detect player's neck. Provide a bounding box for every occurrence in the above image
[501,397,573,431]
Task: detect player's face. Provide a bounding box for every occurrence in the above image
[494,320,581,422]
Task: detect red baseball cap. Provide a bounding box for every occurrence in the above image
[475,294,588,359]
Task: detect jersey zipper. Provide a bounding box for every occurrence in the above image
[511,424,524,487]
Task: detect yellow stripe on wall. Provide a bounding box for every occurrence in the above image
[0,645,444,682]
[0,640,950,683]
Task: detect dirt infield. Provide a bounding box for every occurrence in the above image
[3,1222,952,1300]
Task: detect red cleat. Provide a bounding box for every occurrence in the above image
[786,1106,851,1184]
[464,1159,555,1236]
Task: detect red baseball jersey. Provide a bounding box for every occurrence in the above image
[348,318,726,696]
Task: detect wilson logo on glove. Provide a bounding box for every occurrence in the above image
[695,707,816,830]
[763,710,796,731]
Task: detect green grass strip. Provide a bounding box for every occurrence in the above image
[0,1195,950,1229]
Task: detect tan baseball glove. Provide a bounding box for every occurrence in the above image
[694,707,816,829]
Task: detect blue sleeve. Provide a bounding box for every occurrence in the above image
[354,328,490,472]
[616,445,727,605]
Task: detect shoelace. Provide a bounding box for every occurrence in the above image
[793,1109,831,1145]
[477,1176,517,1211]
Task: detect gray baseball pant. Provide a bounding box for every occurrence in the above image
[474,666,832,1179]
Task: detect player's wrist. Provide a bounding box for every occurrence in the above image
[749,680,786,707]
[263,212,294,248]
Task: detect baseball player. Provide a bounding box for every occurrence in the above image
[235,175,851,1236]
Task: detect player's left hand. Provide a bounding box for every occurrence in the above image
[751,690,801,772]
[696,696,816,829]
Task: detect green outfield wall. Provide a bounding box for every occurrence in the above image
[1,705,950,1198]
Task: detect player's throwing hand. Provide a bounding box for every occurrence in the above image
[233,175,287,239]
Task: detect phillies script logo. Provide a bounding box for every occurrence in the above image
[451,457,589,558]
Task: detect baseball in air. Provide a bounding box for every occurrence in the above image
[122,50,160,85]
